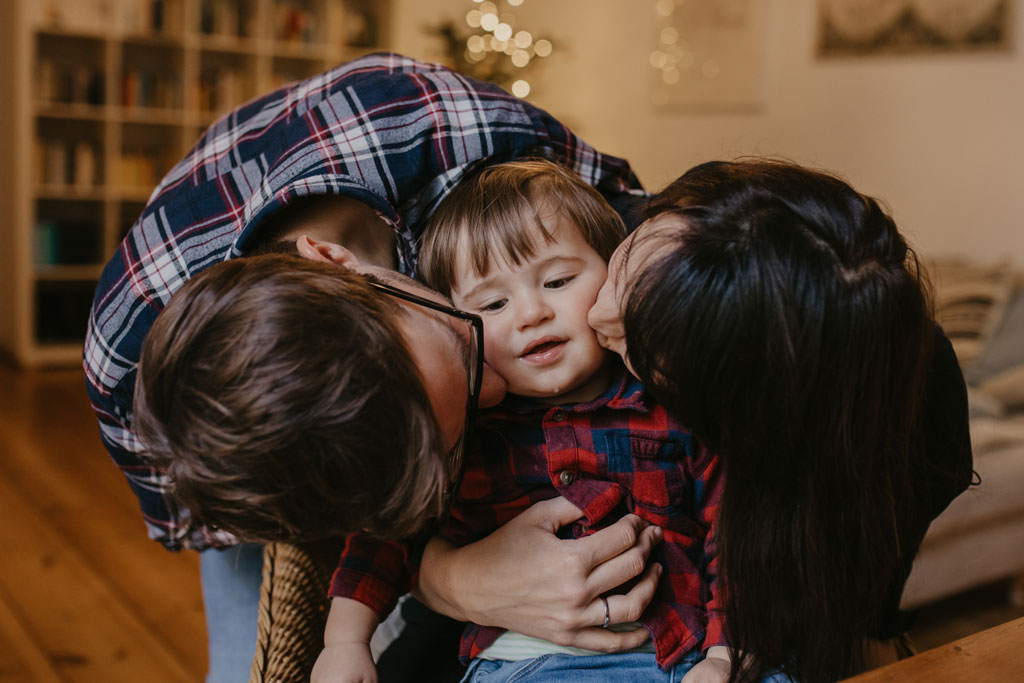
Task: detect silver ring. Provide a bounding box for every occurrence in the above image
[600,596,610,628]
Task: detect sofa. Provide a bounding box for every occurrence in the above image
[900,259,1024,610]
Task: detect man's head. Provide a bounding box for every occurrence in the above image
[133,251,503,543]
[420,159,625,402]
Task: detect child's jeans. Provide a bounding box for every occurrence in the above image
[462,650,794,682]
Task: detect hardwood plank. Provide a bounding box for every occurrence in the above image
[0,586,61,683]
[847,616,1024,682]
[0,470,196,682]
[0,365,207,678]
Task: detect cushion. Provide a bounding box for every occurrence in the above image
[976,366,1024,414]
[928,260,1014,365]
[963,287,1024,391]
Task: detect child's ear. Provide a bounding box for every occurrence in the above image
[295,235,361,267]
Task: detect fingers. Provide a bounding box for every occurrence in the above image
[555,624,653,654]
[577,561,661,636]
[585,523,663,594]
[603,563,662,624]
[575,513,650,568]
[518,496,585,532]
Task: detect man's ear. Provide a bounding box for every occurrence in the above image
[295,235,360,266]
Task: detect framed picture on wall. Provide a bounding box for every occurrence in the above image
[818,0,1013,57]
[650,0,767,111]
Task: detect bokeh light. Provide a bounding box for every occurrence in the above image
[480,13,499,32]
[701,60,721,79]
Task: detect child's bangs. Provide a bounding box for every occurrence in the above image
[462,190,556,278]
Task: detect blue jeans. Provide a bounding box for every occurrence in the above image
[200,543,264,683]
[463,651,697,683]
[463,651,794,683]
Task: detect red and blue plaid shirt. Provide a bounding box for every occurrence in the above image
[83,53,643,550]
[331,368,726,669]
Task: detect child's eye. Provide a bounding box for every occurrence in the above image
[479,299,507,313]
[544,275,576,289]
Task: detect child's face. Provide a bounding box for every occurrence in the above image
[451,208,610,403]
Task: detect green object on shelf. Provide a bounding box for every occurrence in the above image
[35,221,58,265]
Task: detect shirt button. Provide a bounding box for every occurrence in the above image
[559,470,576,485]
[550,410,566,422]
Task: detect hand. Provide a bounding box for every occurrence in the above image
[416,496,663,652]
[311,642,377,683]
[313,598,380,683]
[680,655,731,683]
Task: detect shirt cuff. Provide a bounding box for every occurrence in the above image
[703,612,729,650]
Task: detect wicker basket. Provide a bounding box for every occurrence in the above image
[250,541,340,683]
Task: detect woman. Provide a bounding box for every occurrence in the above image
[585,159,973,681]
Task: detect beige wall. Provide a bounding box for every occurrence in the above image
[391,0,1024,265]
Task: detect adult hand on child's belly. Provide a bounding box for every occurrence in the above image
[418,496,663,652]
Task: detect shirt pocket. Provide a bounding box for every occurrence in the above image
[602,433,697,532]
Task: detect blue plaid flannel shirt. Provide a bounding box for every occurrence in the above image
[83,52,644,551]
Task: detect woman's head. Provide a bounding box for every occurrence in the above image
[590,159,935,681]
[591,159,932,455]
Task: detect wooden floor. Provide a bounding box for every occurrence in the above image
[0,363,206,682]
[0,363,1021,682]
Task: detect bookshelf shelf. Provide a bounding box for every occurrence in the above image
[114,187,164,201]
[270,41,333,59]
[118,108,188,125]
[1,0,391,367]
[36,28,110,41]
[31,343,89,366]
[199,36,261,54]
[34,187,107,200]
[35,265,107,282]
[122,33,188,47]
[36,104,111,120]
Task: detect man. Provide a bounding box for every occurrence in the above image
[85,53,651,682]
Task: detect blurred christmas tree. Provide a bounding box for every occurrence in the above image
[428,0,553,98]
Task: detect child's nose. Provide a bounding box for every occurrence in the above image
[516,295,554,329]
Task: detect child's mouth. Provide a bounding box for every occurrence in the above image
[521,338,567,363]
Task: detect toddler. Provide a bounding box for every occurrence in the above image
[316,159,734,683]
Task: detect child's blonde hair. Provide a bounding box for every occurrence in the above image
[419,158,625,296]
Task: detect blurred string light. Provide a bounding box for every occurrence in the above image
[651,0,684,85]
[463,0,552,98]
[651,0,719,87]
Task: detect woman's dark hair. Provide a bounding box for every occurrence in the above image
[624,160,934,683]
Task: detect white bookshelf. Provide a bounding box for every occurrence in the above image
[0,0,390,367]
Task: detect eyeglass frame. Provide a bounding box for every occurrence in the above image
[365,278,485,505]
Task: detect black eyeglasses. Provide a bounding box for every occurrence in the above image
[366,279,484,503]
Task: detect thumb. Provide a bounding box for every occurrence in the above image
[521,496,585,532]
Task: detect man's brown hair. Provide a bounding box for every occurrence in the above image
[419,158,625,295]
[133,254,447,543]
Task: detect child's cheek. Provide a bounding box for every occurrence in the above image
[481,325,504,368]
